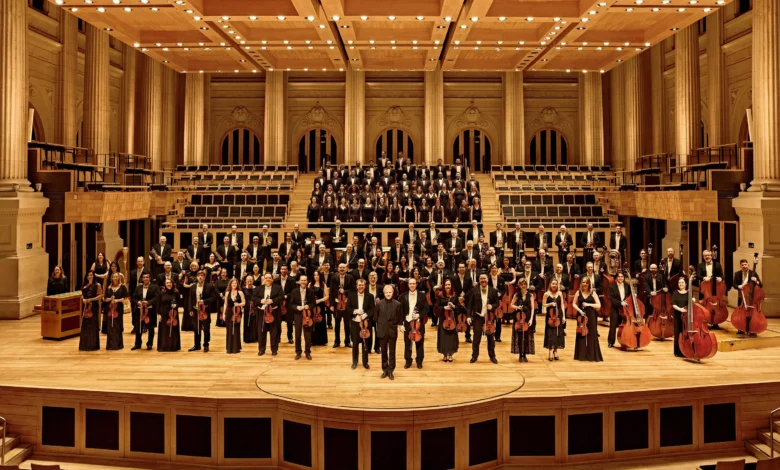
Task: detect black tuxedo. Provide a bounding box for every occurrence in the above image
[234,261,255,281]
[445,237,464,255]
[389,244,406,265]
[551,273,570,292]
[563,262,580,281]
[198,232,213,251]
[460,248,481,269]
[129,267,150,304]
[339,251,359,270]
[533,232,551,251]
[469,285,499,360]
[132,283,160,348]
[400,289,429,366]
[425,229,443,246]
[402,230,419,247]
[186,245,204,266]
[171,259,187,275]
[155,270,177,288]
[252,283,284,354]
[555,232,574,262]
[329,227,347,248]
[329,273,356,346]
[216,244,237,275]
[582,272,602,295]
[228,232,244,251]
[290,287,317,355]
[245,243,263,264]
[351,268,370,283]
[733,270,762,308]
[610,233,628,258]
[346,290,376,365]
[278,241,298,260]
[607,281,630,346]
[465,227,484,244]
[189,282,217,348]
[580,231,602,249]
[290,231,306,246]
[661,257,683,282]
[374,298,402,373]
[533,256,553,277]
[696,261,723,282]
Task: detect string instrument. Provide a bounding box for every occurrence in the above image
[730,253,768,335]
[337,287,348,311]
[300,304,313,328]
[107,295,118,327]
[248,300,256,317]
[617,264,652,350]
[359,314,371,342]
[599,249,616,321]
[547,300,561,328]
[456,292,468,332]
[514,297,530,332]
[576,307,588,338]
[408,308,423,342]
[442,297,457,331]
[484,299,497,335]
[167,305,178,337]
[139,301,150,326]
[679,267,718,361]
[500,283,515,320]
[83,301,94,319]
[699,245,728,326]
[565,275,581,319]
[198,295,209,322]
[648,282,675,340]
[263,295,275,324]
[231,303,242,335]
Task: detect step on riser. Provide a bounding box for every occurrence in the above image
[2,443,33,466]
[758,430,780,453]
[0,434,20,458]
[745,439,773,461]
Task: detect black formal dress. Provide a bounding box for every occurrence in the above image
[511,290,536,357]
[543,293,566,350]
[436,294,460,356]
[243,286,258,343]
[79,283,100,351]
[225,291,243,354]
[47,277,68,296]
[672,290,687,357]
[311,285,329,346]
[573,291,603,362]
[103,285,127,350]
[157,290,181,352]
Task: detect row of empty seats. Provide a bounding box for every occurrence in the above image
[498,194,598,206]
[175,164,298,173]
[493,173,611,183]
[491,164,611,173]
[169,182,295,192]
[175,173,295,183]
[190,194,290,206]
[163,219,286,229]
[502,205,605,218]
[495,183,604,192]
[183,205,287,219]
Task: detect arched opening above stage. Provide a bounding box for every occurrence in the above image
[375,128,415,162]
[220,127,263,166]
[452,128,492,173]
[28,103,44,142]
[298,128,338,171]
[528,128,569,166]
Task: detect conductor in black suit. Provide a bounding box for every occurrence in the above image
[346,279,375,369]
[468,274,500,363]
[374,285,402,380]
[400,278,429,369]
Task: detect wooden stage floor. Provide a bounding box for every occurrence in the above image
[2,315,780,410]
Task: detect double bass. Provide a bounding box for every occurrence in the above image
[679,267,718,361]
[730,254,768,335]
[649,246,675,340]
[699,245,728,326]
[617,264,652,350]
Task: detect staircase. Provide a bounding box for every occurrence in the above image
[289,173,316,224]
[474,174,503,226]
[745,419,780,461]
[1,420,33,467]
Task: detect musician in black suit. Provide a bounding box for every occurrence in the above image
[346,279,375,369]
[253,273,284,356]
[228,226,244,253]
[389,238,406,265]
[533,249,553,277]
[580,224,601,268]
[609,226,628,261]
[339,244,359,270]
[374,284,403,380]
[290,224,306,246]
[533,225,550,251]
[445,229,464,255]
[258,226,274,269]
[508,223,526,265]
[131,273,159,350]
[188,270,217,352]
[582,262,603,295]
[607,271,630,348]
[661,247,683,284]
[277,232,298,262]
[490,223,507,259]
[329,264,356,348]
[198,224,214,259]
[329,220,347,249]
[425,222,443,246]
[234,252,254,283]
[399,278,429,369]
[696,249,724,286]
[156,261,177,287]
[467,274,500,363]
[465,221,483,245]
[460,241,481,270]
[150,235,173,280]
[555,226,574,264]
[402,223,419,246]
[733,258,763,335]
[643,264,667,321]
[274,266,296,345]
[451,263,474,342]
[216,236,237,277]
[563,253,581,282]
[351,259,370,283]
[486,264,505,342]
[290,275,316,360]
[129,256,150,334]
[186,238,204,267]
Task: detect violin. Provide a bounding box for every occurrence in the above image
[575,296,588,337]
[198,296,209,322]
[303,306,314,328]
[83,301,94,319]
[484,303,497,335]
[108,296,118,328]
[408,308,422,342]
[231,304,242,335]
[566,275,581,319]
[167,306,178,337]
[263,296,275,324]
[139,301,150,326]
[337,289,348,311]
[442,297,457,331]
[359,315,371,340]
[313,305,323,323]
[679,267,718,361]
[514,299,530,332]
[547,301,561,328]
[731,253,768,335]
[699,245,728,326]
[617,263,652,350]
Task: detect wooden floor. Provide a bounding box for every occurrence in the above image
[2,315,780,409]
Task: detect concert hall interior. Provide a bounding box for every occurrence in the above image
[2,0,780,469]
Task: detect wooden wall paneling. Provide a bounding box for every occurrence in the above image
[0,391,39,446]
[562,405,608,463]
[38,400,81,455]
[502,403,563,466]
[170,406,217,466]
[608,403,654,460]
[464,409,502,470]
[123,404,171,462]
[78,401,125,458]
[216,408,278,468]
[278,411,317,470]
[698,396,743,452]
[655,399,699,455]
[362,421,414,470]
[414,416,460,470]
[319,417,362,470]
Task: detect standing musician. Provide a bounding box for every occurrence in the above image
[467,220,483,246]
[426,221,442,246]
[533,249,553,278]
[172,252,187,276]
[290,275,315,360]
[189,270,216,352]
[610,226,627,261]
[433,244,450,270]
[662,247,682,284]
[375,285,403,380]
[534,225,549,251]
[246,236,262,266]
[490,223,507,259]
[229,226,243,252]
[592,251,607,277]
[486,264,505,342]
[634,249,649,277]
[278,233,298,262]
[274,265,295,345]
[583,262,603,295]
[340,244,359,270]
[253,273,284,356]
[580,224,601,270]
[330,264,355,348]
[290,224,306,246]
[352,259,370,283]
[509,223,525,267]
[446,229,464,257]
[150,236,172,280]
[217,236,237,278]
[258,226,274,270]
[266,252,283,279]
[402,223,419,246]
[643,264,667,321]
[696,250,724,310]
[563,253,581,282]
[400,278,429,369]
[131,272,159,351]
[156,261,176,290]
[483,248,500,271]
[186,238,204,267]
[451,263,473,343]
[552,264,570,294]
[733,259,763,336]
[129,256,150,334]
[607,271,630,348]
[556,225,574,264]
[234,252,254,284]
[198,224,213,261]
[468,274,499,364]
[462,240,481,271]
[347,279,375,369]
[330,220,346,249]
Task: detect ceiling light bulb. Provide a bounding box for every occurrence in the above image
[553,17,561,21]
[307,16,314,21]
[388,16,396,20]
[361,16,368,20]
[249,16,257,20]
[97,7,105,12]
[471,17,479,21]
[589,10,597,14]
[444,16,452,21]
[678,7,685,11]
[460,24,467,28]
[222,16,230,20]
[333,15,340,21]
[526,17,534,21]
[581,17,589,21]
[278,15,285,20]
[417,16,424,20]
[498,17,506,21]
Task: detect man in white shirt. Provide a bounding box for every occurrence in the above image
[400,278,429,369]
[132,273,159,351]
[346,279,375,369]
[467,274,499,364]
[290,275,314,360]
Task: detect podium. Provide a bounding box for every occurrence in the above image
[41,292,82,340]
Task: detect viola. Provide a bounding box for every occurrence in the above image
[108,297,119,319]
[198,297,209,322]
[302,306,314,328]
[576,313,588,337]
[456,311,468,333]
[408,309,423,342]
[699,245,728,326]
[167,306,178,337]
[140,301,150,325]
[547,303,561,328]
[337,290,348,311]
[679,267,718,361]
[263,296,275,324]
[617,264,652,350]
[731,254,768,335]
[83,301,94,319]
[280,299,287,317]
[514,305,530,332]
[442,297,457,331]
[313,305,323,323]
[359,316,371,339]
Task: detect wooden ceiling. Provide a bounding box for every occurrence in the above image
[54,0,729,73]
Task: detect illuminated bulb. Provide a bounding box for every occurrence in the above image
[416,16,424,20]
[97,7,105,12]
[526,17,534,21]
[278,15,285,20]
[307,16,314,21]
[444,16,452,21]
[678,7,685,11]
[645,42,651,46]
[498,17,506,21]
[589,10,597,14]
[123,7,132,11]
[333,15,340,21]
[581,17,589,21]
[388,16,396,20]
[460,25,467,28]
[471,16,479,21]
[249,16,257,20]
[361,16,368,20]
[222,16,230,20]
[626,7,633,11]
[553,17,561,21]
[133,42,140,47]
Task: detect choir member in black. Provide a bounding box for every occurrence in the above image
[542,279,566,361]
[346,279,375,369]
[389,197,403,222]
[215,268,230,327]
[310,271,329,346]
[132,273,159,350]
[374,196,388,222]
[572,277,603,362]
[403,197,416,223]
[48,265,68,296]
[254,273,284,356]
[348,197,361,222]
[242,275,258,344]
[222,278,244,354]
[330,264,356,348]
[555,225,574,264]
[399,278,428,369]
[445,197,459,223]
[609,226,627,261]
[362,197,375,222]
[157,278,181,352]
[337,197,350,223]
[643,264,666,321]
[321,195,336,222]
[510,279,535,362]
[662,247,682,285]
[217,236,237,278]
[289,275,314,360]
[671,277,688,357]
[429,198,443,224]
[307,197,320,223]
[103,273,127,350]
[471,197,483,223]
[79,271,102,351]
[189,270,216,352]
[486,264,505,342]
[437,279,460,362]
[275,265,295,345]
[375,285,403,380]
[607,271,629,348]
[696,249,724,328]
[733,258,763,335]
[468,274,500,363]
[458,199,471,223]
[129,256,150,334]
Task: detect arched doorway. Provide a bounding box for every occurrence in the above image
[298,128,338,171]
[28,104,44,142]
[220,127,262,166]
[375,128,414,162]
[738,107,752,146]
[528,128,568,166]
[452,128,492,173]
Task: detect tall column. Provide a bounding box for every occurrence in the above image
[707,9,727,146]
[82,24,110,157]
[135,55,163,169]
[609,66,625,170]
[731,0,780,314]
[0,0,50,318]
[119,45,136,154]
[624,56,642,171]
[345,68,366,165]
[264,71,287,165]
[160,67,178,170]
[582,72,604,166]
[202,74,211,163]
[425,66,445,165]
[56,10,78,146]
[674,24,701,166]
[183,73,205,166]
[503,71,525,165]
[650,44,666,154]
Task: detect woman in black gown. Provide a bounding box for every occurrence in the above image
[445,197,459,223]
[431,198,445,223]
[470,197,483,223]
[157,278,181,352]
[361,197,375,223]
[458,199,471,223]
[337,197,349,223]
[374,196,388,223]
[572,277,603,362]
[452,181,466,208]
[103,273,127,350]
[671,277,688,358]
[389,197,402,223]
[224,278,245,354]
[349,197,362,222]
[243,275,258,343]
[403,197,416,223]
[79,271,101,351]
[310,271,329,346]
[321,196,336,222]
[510,278,536,362]
[417,198,431,223]
[542,279,566,361]
[104,261,121,293]
[307,197,321,223]
[92,253,110,334]
[215,268,230,327]
[425,185,437,208]
[47,265,68,296]
[436,279,460,362]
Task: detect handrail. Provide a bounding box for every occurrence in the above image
[1,414,6,465]
[771,406,780,458]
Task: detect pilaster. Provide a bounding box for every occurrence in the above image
[609,66,626,170]
[264,71,287,165]
[135,55,163,168]
[707,9,727,146]
[425,66,445,165]
[674,24,701,165]
[345,68,366,165]
[624,56,642,171]
[161,67,178,171]
[503,71,525,166]
[83,24,110,157]
[582,72,604,166]
[119,45,136,154]
[56,10,78,147]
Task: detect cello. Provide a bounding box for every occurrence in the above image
[699,245,728,326]
[679,267,718,361]
[730,253,768,335]
[617,264,652,350]
[599,248,619,321]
